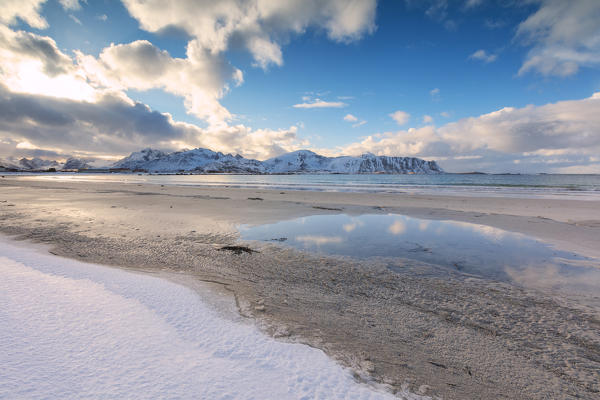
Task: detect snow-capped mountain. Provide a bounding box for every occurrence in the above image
[263,150,443,174]
[112,148,169,170]
[18,158,61,170]
[113,148,265,172]
[0,157,93,171]
[62,158,92,170]
[113,148,443,174]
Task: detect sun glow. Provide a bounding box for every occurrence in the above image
[4,60,96,102]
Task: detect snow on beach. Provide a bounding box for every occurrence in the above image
[0,238,426,400]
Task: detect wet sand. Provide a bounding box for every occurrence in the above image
[1,176,599,399]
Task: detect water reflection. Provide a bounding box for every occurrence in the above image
[239,214,600,296]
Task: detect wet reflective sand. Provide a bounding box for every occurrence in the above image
[240,214,600,297]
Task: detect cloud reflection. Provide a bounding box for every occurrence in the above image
[388,220,406,235]
[296,235,343,246]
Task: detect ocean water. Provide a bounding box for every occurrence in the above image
[10,172,600,199]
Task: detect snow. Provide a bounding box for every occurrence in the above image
[112,148,443,174]
[0,238,427,400]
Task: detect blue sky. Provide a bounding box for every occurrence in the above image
[1,0,600,172]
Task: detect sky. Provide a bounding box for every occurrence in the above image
[0,0,599,173]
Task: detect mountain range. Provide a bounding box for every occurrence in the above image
[113,148,443,174]
[1,148,443,174]
[0,157,91,171]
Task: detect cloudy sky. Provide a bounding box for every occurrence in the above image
[1,0,599,172]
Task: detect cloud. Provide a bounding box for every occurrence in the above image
[68,14,82,25]
[338,93,600,173]
[516,0,600,76]
[406,0,457,31]
[469,49,497,63]
[4,0,377,128]
[80,1,375,125]
[293,99,347,109]
[430,87,441,101]
[296,235,343,245]
[389,110,410,126]
[59,0,82,10]
[77,40,243,125]
[0,0,48,29]
[463,0,482,8]
[423,115,434,124]
[0,25,75,77]
[0,0,84,29]
[0,83,305,161]
[0,26,97,103]
[343,113,366,127]
[388,220,406,235]
[97,14,108,21]
[122,0,377,70]
[0,25,305,161]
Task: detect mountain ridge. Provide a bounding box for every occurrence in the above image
[113,148,443,174]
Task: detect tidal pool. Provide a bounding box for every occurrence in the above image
[239,214,600,297]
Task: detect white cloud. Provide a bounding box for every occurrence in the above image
[3,0,377,128]
[516,0,600,76]
[388,220,406,235]
[82,0,375,125]
[0,25,305,161]
[293,99,347,109]
[389,110,410,125]
[0,25,95,101]
[296,235,343,245]
[430,87,440,101]
[0,0,48,29]
[122,0,377,70]
[338,93,600,172]
[68,14,82,25]
[469,49,497,63]
[97,14,108,21]
[440,111,450,118]
[343,113,366,127]
[59,0,82,10]
[77,40,243,125]
[423,115,434,124]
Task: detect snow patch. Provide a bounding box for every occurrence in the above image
[0,238,429,400]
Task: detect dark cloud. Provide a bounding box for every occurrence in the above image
[0,27,73,76]
[0,85,185,154]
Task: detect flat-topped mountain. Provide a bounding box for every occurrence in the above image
[113,148,443,174]
[263,150,442,174]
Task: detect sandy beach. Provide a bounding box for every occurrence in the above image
[1,175,599,399]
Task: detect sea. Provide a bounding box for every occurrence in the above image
[11,172,600,200]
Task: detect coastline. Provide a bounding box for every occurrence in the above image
[1,176,599,399]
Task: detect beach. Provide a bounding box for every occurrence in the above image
[1,175,599,399]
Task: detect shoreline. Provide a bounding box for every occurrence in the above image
[1,177,599,399]
[8,172,600,201]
